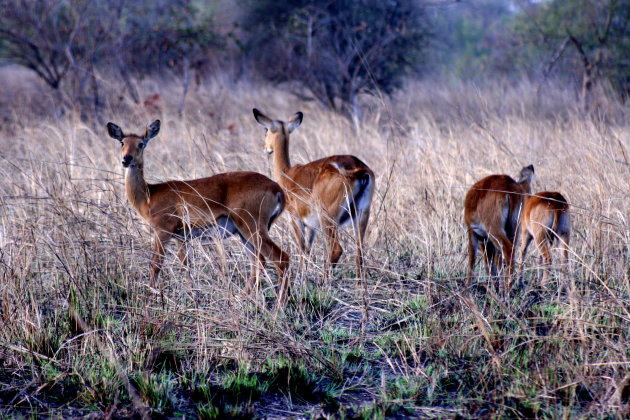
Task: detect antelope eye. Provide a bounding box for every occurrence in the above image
[137,142,144,149]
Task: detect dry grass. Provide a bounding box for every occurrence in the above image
[0,67,628,418]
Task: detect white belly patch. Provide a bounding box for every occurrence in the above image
[303,212,320,229]
[471,222,487,238]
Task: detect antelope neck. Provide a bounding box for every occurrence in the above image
[272,129,292,181]
[517,180,532,194]
[125,165,150,218]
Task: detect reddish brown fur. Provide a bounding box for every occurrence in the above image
[464,165,534,292]
[518,191,571,285]
[107,120,290,304]
[253,109,375,277]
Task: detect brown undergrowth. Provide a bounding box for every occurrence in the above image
[0,68,628,418]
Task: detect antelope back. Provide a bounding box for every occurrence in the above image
[464,165,535,240]
[523,192,570,239]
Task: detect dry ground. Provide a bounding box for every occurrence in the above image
[0,67,628,418]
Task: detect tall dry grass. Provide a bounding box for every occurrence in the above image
[0,66,628,417]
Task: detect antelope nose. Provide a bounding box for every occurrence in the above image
[121,155,133,167]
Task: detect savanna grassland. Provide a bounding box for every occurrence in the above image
[0,67,628,418]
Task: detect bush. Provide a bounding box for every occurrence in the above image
[0,0,223,117]
[243,0,428,116]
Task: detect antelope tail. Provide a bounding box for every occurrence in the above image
[268,191,285,230]
[338,169,373,226]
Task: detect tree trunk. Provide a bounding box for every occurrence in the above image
[120,65,140,104]
[568,34,595,112]
[89,59,102,123]
[178,56,191,118]
[581,68,594,112]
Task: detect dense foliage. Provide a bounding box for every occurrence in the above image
[0,0,221,115]
[1,0,629,116]
[242,0,428,115]
[512,0,630,106]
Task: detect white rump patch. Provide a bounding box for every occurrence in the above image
[330,161,344,171]
[556,212,571,236]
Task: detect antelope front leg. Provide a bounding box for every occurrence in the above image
[150,231,172,288]
[291,219,310,274]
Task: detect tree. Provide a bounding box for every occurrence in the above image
[243,0,428,117]
[0,0,117,115]
[512,0,630,109]
[116,0,223,115]
[0,0,223,118]
[424,0,517,79]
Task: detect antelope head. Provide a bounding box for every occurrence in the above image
[253,108,302,155]
[517,165,535,191]
[106,120,161,169]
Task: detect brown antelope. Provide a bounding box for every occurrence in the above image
[518,192,571,286]
[106,120,290,303]
[142,93,163,116]
[464,165,535,291]
[252,109,375,277]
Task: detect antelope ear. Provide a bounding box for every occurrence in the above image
[107,122,124,142]
[253,108,277,131]
[287,111,303,133]
[519,165,535,183]
[145,120,160,141]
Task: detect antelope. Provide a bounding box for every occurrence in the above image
[142,93,163,116]
[252,109,375,278]
[464,165,535,292]
[518,192,571,286]
[106,120,290,303]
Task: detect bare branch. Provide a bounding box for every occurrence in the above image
[567,33,592,70]
[543,36,570,78]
